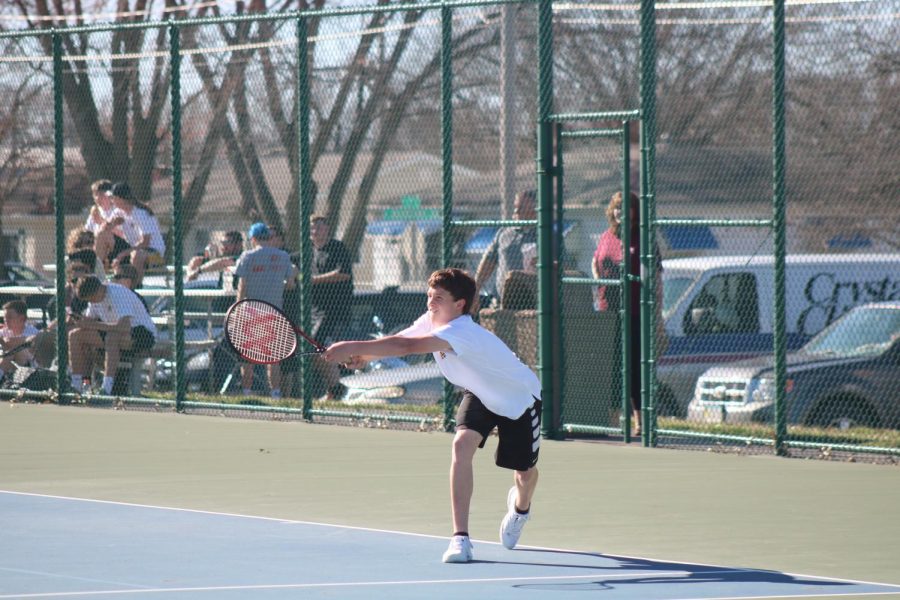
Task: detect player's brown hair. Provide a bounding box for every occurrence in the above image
[66,228,94,253]
[91,179,113,196]
[75,275,104,300]
[427,268,476,315]
[2,299,27,318]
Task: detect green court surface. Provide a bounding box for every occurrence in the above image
[2,403,898,600]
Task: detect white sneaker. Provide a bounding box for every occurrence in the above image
[442,535,474,563]
[499,486,530,549]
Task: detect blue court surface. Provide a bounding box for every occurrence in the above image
[2,491,898,600]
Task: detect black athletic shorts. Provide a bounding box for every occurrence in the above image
[131,325,155,353]
[456,391,541,471]
[98,325,154,354]
[107,236,132,263]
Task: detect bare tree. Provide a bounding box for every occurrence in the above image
[0,63,41,264]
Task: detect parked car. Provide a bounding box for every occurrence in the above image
[339,358,460,406]
[658,253,900,417]
[145,278,233,391]
[151,285,429,394]
[687,302,900,429]
[0,262,55,310]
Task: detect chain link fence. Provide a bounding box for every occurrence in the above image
[0,0,896,460]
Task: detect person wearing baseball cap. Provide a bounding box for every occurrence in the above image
[233,222,297,398]
[248,222,270,241]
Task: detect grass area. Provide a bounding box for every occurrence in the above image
[142,390,445,418]
[85,391,900,450]
[657,416,900,449]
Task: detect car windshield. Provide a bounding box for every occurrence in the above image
[663,275,695,316]
[803,307,900,357]
[5,264,44,282]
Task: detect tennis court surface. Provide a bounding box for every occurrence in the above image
[2,404,899,600]
[3,491,898,600]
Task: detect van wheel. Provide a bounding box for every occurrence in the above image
[807,395,879,430]
[656,385,683,418]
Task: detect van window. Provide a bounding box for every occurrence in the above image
[683,273,760,335]
[663,276,695,316]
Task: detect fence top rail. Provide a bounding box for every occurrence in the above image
[562,276,621,287]
[560,128,625,139]
[656,218,774,227]
[548,110,641,122]
[451,219,538,228]
[0,0,536,40]
[0,285,234,298]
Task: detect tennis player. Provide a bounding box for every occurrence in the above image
[323,268,541,563]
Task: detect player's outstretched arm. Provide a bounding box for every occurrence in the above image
[324,335,449,365]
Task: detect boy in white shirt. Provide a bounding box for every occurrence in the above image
[0,300,40,381]
[68,275,157,395]
[87,179,132,269]
[324,268,542,563]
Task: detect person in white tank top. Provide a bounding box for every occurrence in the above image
[324,268,542,564]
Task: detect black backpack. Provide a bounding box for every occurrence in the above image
[4,366,57,392]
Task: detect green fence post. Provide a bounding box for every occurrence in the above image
[537,0,555,438]
[52,31,68,401]
[621,121,633,443]
[297,15,314,420]
[772,0,788,456]
[169,24,186,411]
[440,4,456,432]
[553,123,565,435]
[639,0,657,447]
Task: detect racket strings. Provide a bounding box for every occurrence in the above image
[227,302,297,363]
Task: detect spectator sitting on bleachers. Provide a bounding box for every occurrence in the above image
[107,182,165,287]
[0,300,40,384]
[66,228,106,278]
[67,275,156,395]
[45,256,93,329]
[186,230,243,284]
[88,179,133,272]
[111,263,149,311]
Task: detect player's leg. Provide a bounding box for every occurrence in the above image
[449,427,483,534]
[513,466,539,513]
[101,328,132,394]
[68,327,102,392]
[93,230,114,268]
[267,363,282,398]
[443,391,496,563]
[498,397,542,549]
[130,249,147,286]
[0,356,14,382]
[240,361,254,395]
[443,427,481,564]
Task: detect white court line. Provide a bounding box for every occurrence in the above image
[0,565,148,590]
[3,573,899,600]
[0,571,702,598]
[2,490,899,598]
[665,593,900,600]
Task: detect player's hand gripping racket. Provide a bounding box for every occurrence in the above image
[224,299,325,365]
[0,340,32,359]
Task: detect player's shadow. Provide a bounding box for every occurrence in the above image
[473,548,852,592]
[471,547,701,572]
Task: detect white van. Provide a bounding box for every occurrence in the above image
[657,253,900,416]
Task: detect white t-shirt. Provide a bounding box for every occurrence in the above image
[398,313,540,419]
[85,283,157,335]
[84,204,119,235]
[0,323,38,365]
[0,323,38,340]
[114,207,165,254]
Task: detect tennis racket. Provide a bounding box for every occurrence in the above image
[224,299,325,365]
[0,340,33,359]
